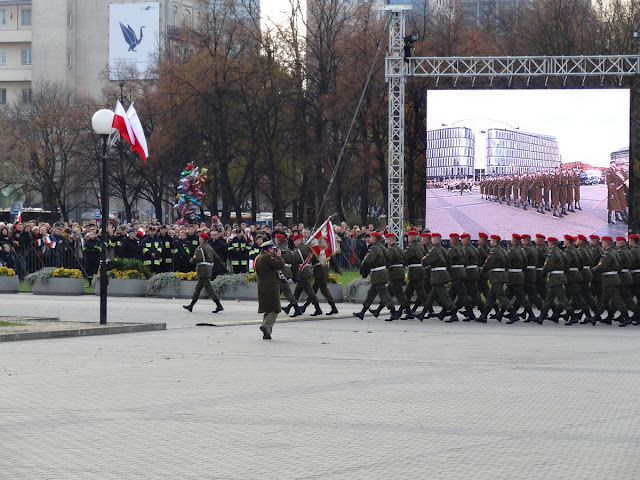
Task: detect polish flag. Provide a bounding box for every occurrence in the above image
[137,227,145,237]
[126,103,148,163]
[112,100,135,146]
[16,209,22,224]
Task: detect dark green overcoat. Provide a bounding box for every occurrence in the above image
[256,251,285,313]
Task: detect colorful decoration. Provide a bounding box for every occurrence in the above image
[175,163,208,225]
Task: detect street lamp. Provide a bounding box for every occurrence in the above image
[91,109,115,325]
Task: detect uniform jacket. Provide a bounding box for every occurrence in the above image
[463,243,480,280]
[616,245,633,286]
[480,244,508,284]
[386,243,406,282]
[292,244,314,280]
[543,247,567,286]
[592,248,621,287]
[255,251,285,313]
[506,245,525,285]
[563,244,582,284]
[577,243,593,283]
[118,236,141,260]
[361,242,389,285]
[190,242,225,279]
[404,240,426,280]
[422,243,451,285]
[448,242,467,280]
[522,244,538,282]
[276,243,294,280]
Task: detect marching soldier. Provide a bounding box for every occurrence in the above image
[352,231,400,321]
[593,236,631,326]
[418,233,458,322]
[292,233,323,316]
[461,232,482,317]
[505,233,534,323]
[182,232,225,314]
[275,233,303,317]
[373,232,413,320]
[615,236,638,320]
[310,255,341,316]
[533,236,574,324]
[576,234,598,323]
[563,235,589,325]
[448,232,473,320]
[534,233,549,302]
[588,234,604,301]
[475,234,518,324]
[628,234,640,324]
[476,232,491,301]
[520,234,543,312]
[404,229,428,313]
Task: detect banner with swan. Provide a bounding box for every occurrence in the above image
[108,2,159,80]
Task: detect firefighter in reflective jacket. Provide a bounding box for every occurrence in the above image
[173,230,193,273]
[141,226,163,273]
[248,235,264,273]
[228,228,249,273]
[157,225,174,272]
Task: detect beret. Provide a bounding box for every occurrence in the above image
[535,233,545,239]
[431,232,442,238]
[629,234,640,240]
[199,232,209,239]
[274,233,286,239]
[421,232,431,238]
[520,234,531,239]
[616,236,627,242]
[460,233,471,239]
[601,236,613,242]
[490,234,501,240]
[547,236,558,242]
[577,234,587,241]
[407,229,418,236]
[449,233,459,238]
[478,232,488,239]
[370,231,382,238]
[512,233,520,239]
[293,233,303,241]
[384,232,396,238]
[589,234,600,240]
[564,234,575,242]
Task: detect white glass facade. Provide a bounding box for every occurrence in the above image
[610,147,629,169]
[485,129,560,175]
[425,127,475,179]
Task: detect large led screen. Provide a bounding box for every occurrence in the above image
[425,89,630,238]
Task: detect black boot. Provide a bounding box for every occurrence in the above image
[401,307,415,320]
[368,304,384,318]
[632,310,640,326]
[444,311,458,323]
[353,308,366,320]
[310,303,323,316]
[490,308,504,320]
[292,305,303,317]
[414,307,430,321]
[300,300,311,313]
[386,307,401,321]
[506,311,519,324]
[282,304,292,314]
[183,300,195,312]
[212,301,224,313]
[463,309,476,321]
[327,304,339,315]
[618,313,633,327]
[565,311,580,326]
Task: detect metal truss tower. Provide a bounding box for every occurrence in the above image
[381,5,640,237]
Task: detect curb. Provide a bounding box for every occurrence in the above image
[0,322,167,342]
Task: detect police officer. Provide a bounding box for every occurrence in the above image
[352,231,400,321]
[182,232,225,314]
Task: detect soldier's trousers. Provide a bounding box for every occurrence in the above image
[618,284,638,312]
[388,278,410,309]
[449,277,472,311]
[425,282,456,312]
[591,281,603,303]
[464,278,483,309]
[540,284,571,314]
[506,283,531,310]
[294,277,319,305]
[363,282,393,310]
[405,278,428,306]
[596,285,628,315]
[565,281,588,311]
[313,278,336,306]
[484,281,514,313]
[280,281,297,305]
[261,312,278,335]
[478,277,489,303]
[192,277,219,302]
[523,279,543,309]
[580,282,598,312]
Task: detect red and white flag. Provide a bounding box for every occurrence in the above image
[306,218,339,264]
[15,208,22,224]
[112,100,135,146]
[126,103,148,162]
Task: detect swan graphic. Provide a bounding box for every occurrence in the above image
[119,22,146,52]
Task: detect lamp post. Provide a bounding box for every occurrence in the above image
[92,109,115,325]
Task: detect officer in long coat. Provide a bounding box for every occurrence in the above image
[353,232,400,321]
[182,232,225,314]
[255,240,286,339]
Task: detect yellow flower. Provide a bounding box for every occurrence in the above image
[245,272,257,283]
[51,268,83,278]
[0,266,16,276]
[328,273,339,284]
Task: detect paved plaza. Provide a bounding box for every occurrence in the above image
[1,294,640,479]
[426,184,628,238]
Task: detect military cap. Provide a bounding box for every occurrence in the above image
[261,240,275,249]
[577,234,587,242]
[460,233,471,239]
[449,233,459,238]
[431,232,441,238]
[564,235,575,242]
[512,233,520,239]
[384,232,396,238]
[274,233,286,239]
[407,229,418,236]
[478,232,488,239]
[601,236,613,242]
[589,234,600,240]
[421,232,431,238]
[199,232,209,239]
[490,234,501,240]
[535,233,545,239]
[629,234,640,240]
[293,233,303,241]
[370,231,382,238]
[547,236,558,243]
[616,236,627,242]
[521,234,531,240]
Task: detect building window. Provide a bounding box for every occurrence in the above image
[0,10,6,25]
[68,53,72,68]
[68,11,72,29]
[0,50,6,65]
[21,48,31,64]
[0,89,6,105]
[21,9,31,26]
[22,88,31,104]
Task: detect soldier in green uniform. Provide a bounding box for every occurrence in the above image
[589,234,604,302]
[628,234,640,324]
[404,229,428,313]
[292,233,323,316]
[533,236,574,324]
[417,233,458,322]
[447,233,473,319]
[182,232,226,314]
[476,232,491,302]
[615,236,638,320]
[255,240,286,340]
[534,233,549,303]
[274,233,303,317]
[563,235,590,326]
[461,233,481,319]
[521,234,543,313]
[420,232,433,300]
[593,236,631,327]
[353,232,400,321]
[475,234,518,324]
[370,232,413,320]
[505,233,534,323]
[576,234,598,324]
[310,255,341,316]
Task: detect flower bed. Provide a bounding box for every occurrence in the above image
[0,267,19,293]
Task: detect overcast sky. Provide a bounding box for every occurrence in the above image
[426,89,629,167]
